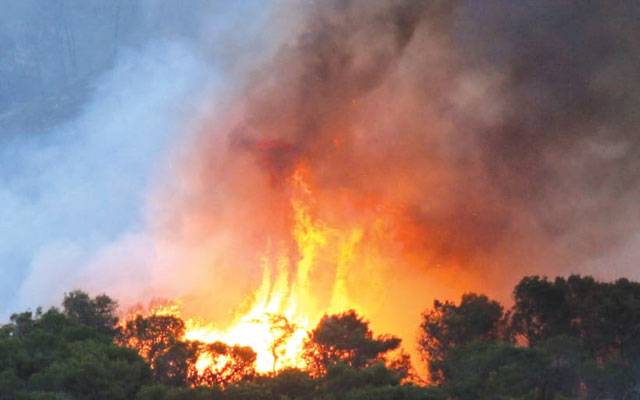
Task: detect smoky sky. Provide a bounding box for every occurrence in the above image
[0,0,271,318]
[2,0,640,319]
[222,0,640,286]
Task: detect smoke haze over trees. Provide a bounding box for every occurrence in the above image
[2,274,640,399]
[2,1,640,398]
[1,0,639,318]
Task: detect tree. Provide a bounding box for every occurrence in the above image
[434,341,548,400]
[152,341,200,387]
[28,341,150,400]
[196,342,257,387]
[510,276,574,346]
[263,368,315,399]
[116,315,197,386]
[578,277,640,361]
[511,275,640,363]
[62,291,118,336]
[581,357,640,400]
[303,310,401,376]
[268,314,297,373]
[117,315,185,362]
[0,304,150,400]
[418,293,504,382]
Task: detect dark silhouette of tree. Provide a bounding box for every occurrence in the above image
[116,314,197,386]
[117,314,260,388]
[511,275,640,362]
[153,340,200,387]
[268,314,297,373]
[0,306,149,400]
[510,276,573,346]
[197,342,257,387]
[116,315,185,363]
[263,368,316,399]
[434,340,549,400]
[419,293,504,382]
[303,310,401,376]
[5,275,640,399]
[577,277,640,361]
[63,290,119,336]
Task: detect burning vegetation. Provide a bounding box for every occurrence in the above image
[3,0,640,398]
[4,275,640,399]
[117,163,416,380]
[114,1,640,384]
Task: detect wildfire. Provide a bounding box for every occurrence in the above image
[183,163,366,373]
[122,163,372,375]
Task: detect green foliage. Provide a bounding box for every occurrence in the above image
[28,340,149,399]
[420,276,640,399]
[511,274,640,360]
[433,341,546,400]
[117,314,200,386]
[62,290,119,336]
[338,384,442,400]
[4,276,640,399]
[263,368,316,399]
[0,292,150,399]
[0,369,23,399]
[136,384,218,400]
[303,310,401,376]
[580,358,640,400]
[419,293,504,382]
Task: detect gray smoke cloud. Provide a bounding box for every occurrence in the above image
[182,0,640,300]
[2,0,639,322]
[0,0,272,318]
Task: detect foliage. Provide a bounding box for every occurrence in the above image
[511,275,640,361]
[117,314,199,386]
[418,293,505,382]
[196,342,257,387]
[419,275,640,399]
[5,275,640,399]
[0,293,150,400]
[62,290,119,336]
[303,310,401,376]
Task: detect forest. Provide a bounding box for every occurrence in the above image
[2,275,640,400]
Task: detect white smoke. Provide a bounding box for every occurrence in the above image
[0,0,280,318]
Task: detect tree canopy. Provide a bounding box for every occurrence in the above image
[303,310,401,376]
[4,275,640,399]
[418,275,640,399]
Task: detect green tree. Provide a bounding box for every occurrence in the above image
[303,310,401,376]
[28,341,150,400]
[264,368,315,399]
[62,290,118,336]
[434,341,552,400]
[419,293,504,382]
[512,275,640,363]
[0,305,149,400]
[116,314,198,386]
[578,277,640,361]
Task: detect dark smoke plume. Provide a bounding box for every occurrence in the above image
[191,0,640,291]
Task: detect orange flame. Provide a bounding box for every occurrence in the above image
[180,163,367,373]
[120,158,482,379]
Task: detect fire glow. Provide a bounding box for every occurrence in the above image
[128,163,395,375]
[184,163,379,373]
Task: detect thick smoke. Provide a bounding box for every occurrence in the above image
[239,0,640,276]
[3,0,640,364]
[161,0,640,313]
